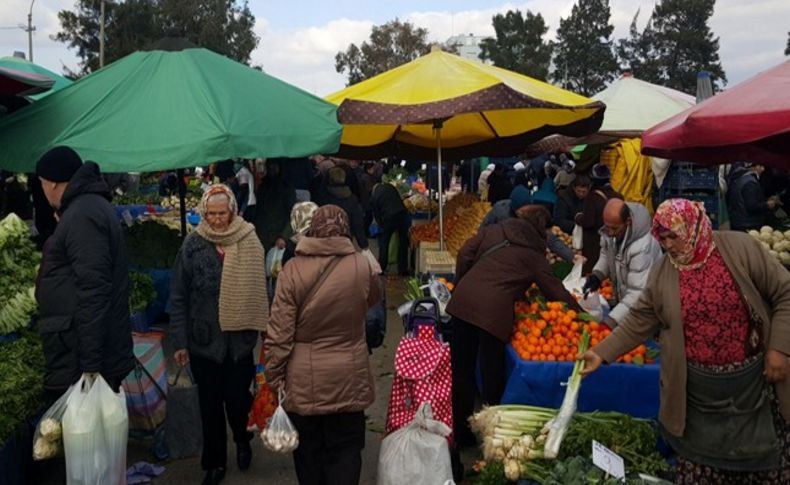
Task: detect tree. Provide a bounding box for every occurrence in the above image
[54,0,259,75]
[551,0,618,96]
[478,10,553,81]
[335,19,430,86]
[616,9,662,83]
[648,0,726,93]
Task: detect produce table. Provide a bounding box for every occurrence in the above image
[501,344,660,419]
[115,204,168,220]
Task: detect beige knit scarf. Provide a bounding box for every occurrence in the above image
[196,217,269,332]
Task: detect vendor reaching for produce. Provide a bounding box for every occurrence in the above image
[34,146,135,398]
[447,204,582,455]
[582,199,662,328]
[481,185,577,264]
[575,164,623,273]
[580,198,790,484]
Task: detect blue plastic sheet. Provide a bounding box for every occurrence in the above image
[501,344,660,419]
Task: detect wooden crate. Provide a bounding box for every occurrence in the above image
[423,249,455,275]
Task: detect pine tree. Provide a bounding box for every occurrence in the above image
[648,0,727,93]
[615,9,662,83]
[551,0,619,96]
[478,10,553,81]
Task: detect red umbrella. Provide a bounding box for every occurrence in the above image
[0,66,54,96]
[641,60,790,169]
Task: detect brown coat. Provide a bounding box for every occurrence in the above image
[264,236,382,415]
[594,231,790,437]
[446,218,581,342]
[575,185,623,273]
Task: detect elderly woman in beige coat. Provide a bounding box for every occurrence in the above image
[581,198,790,484]
[265,205,382,485]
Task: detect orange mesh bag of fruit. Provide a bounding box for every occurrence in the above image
[247,347,278,431]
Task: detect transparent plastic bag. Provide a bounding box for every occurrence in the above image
[62,374,128,485]
[562,261,585,294]
[32,383,77,460]
[260,390,299,453]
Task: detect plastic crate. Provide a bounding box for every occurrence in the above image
[416,242,441,273]
[423,250,455,275]
[663,162,718,190]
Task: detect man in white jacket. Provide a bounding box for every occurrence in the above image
[583,199,662,327]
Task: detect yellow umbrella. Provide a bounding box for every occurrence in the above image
[326,48,605,247]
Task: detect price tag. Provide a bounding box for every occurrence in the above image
[592,440,625,480]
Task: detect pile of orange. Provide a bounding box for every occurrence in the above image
[616,343,658,365]
[600,279,614,300]
[511,299,611,362]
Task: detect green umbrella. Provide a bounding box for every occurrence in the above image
[0,56,72,100]
[0,41,341,173]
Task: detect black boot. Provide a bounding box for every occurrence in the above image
[237,441,252,471]
[202,467,226,485]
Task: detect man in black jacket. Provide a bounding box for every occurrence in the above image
[35,146,134,398]
[371,182,409,275]
[727,162,777,231]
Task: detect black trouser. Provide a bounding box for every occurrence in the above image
[450,317,506,442]
[288,411,366,485]
[190,353,255,470]
[378,213,410,274]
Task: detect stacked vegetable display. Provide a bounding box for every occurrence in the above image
[0,214,41,335]
[748,226,790,265]
[0,330,45,448]
[125,219,182,269]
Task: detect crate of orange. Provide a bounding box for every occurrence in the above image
[501,286,661,419]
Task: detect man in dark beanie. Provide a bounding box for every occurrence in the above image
[575,164,623,273]
[35,146,134,401]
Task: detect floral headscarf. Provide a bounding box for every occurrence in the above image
[198,183,238,218]
[307,205,350,239]
[651,198,715,271]
[290,201,319,243]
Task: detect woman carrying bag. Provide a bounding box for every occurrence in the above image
[169,184,269,485]
[581,198,790,483]
[265,205,382,485]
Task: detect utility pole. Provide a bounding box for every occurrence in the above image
[26,0,36,62]
[99,0,106,67]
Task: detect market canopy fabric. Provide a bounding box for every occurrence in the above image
[641,60,790,169]
[0,39,342,173]
[0,66,53,97]
[0,56,72,100]
[325,49,605,161]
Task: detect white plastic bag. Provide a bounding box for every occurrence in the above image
[62,374,128,485]
[428,277,452,317]
[572,224,584,250]
[562,260,585,294]
[260,390,299,453]
[33,383,77,460]
[377,402,453,485]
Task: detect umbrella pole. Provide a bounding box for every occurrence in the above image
[435,121,444,251]
[177,168,187,238]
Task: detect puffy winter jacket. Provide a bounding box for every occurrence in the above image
[264,236,381,415]
[35,162,134,391]
[591,202,663,324]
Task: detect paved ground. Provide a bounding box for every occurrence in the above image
[32,247,481,484]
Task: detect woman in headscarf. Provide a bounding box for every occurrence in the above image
[264,205,382,485]
[169,185,269,485]
[581,198,790,484]
[282,201,319,268]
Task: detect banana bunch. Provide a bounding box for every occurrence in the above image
[0,286,36,334]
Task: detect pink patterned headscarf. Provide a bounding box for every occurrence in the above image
[651,198,716,271]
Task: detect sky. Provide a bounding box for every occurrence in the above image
[1,0,788,97]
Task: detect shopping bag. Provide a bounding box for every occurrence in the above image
[247,348,278,432]
[378,402,453,485]
[33,383,77,460]
[62,374,128,485]
[164,366,202,459]
[562,260,585,294]
[260,390,299,453]
[572,224,583,250]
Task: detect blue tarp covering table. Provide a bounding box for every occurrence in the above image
[501,344,660,419]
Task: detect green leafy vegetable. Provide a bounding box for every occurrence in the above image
[129,272,156,312]
[0,331,45,446]
[125,220,182,269]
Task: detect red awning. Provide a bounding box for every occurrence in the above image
[641,60,790,169]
